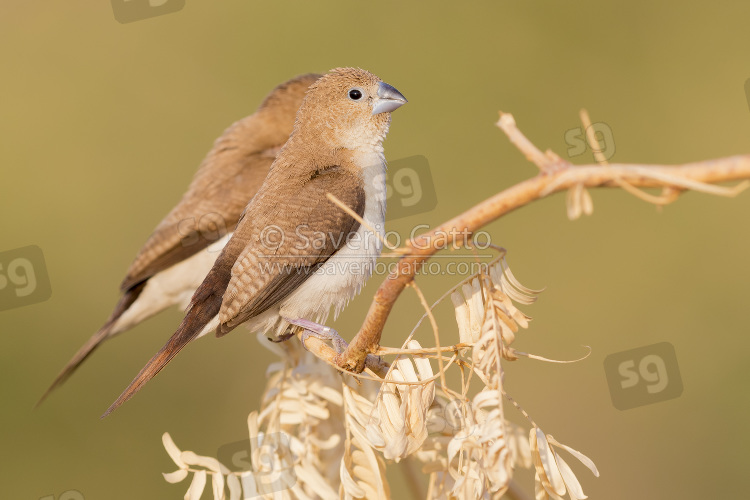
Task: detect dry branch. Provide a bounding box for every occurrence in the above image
[161,111,746,500]
[321,112,750,373]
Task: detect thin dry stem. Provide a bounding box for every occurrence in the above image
[315,112,750,374]
[580,108,686,205]
[497,112,560,173]
[579,109,608,166]
[326,192,399,252]
[408,281,447,389]
[375,344,470,356]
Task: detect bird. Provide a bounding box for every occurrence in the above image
[102,67,407,417]
[38,73,322,405]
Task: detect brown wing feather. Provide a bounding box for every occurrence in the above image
[218,166,366,333]
[55,74,324,412]
[120,119,277,291]
[119,73,323,291]
[100,164,359,415]
[234,262,325,320]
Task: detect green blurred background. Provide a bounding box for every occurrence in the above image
[2,1,749,498]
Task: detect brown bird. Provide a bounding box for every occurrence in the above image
[103,67,407,416]
[39,73,321,405]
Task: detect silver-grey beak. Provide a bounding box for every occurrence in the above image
[372,81,408,115]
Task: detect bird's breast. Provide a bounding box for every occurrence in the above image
[276,150,387,324]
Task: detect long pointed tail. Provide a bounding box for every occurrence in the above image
[102,233,240,417]
[101,281,223,418]
[36,283,147,407]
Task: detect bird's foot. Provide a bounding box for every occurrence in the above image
[284,317,348,354]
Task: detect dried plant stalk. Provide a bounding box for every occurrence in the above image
[331,114,750,372]
[158,111,750,499]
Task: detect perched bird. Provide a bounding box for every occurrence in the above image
[39,73,321,405]
[103,67,407,416]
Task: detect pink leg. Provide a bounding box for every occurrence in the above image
[283,317,349,354]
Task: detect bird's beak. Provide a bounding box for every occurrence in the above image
[372,82,408,115]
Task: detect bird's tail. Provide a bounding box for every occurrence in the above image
[101,275,225,417]
[36,283,146,407]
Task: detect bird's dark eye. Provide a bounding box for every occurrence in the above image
[348,88,363,101]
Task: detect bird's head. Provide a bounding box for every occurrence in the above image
[292,67,407,151]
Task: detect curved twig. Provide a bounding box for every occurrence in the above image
[327,112,750,372]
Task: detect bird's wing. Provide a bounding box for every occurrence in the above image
[119,115,277,292]
[102,166,364,416]
[219,166,366,331]
[39,123,276,404]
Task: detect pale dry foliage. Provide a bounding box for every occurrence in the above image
[159,111,750,499]
[162,255,598,500]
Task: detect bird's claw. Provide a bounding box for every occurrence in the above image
[284,318,348,354]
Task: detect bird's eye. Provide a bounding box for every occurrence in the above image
[348,88,364,101]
